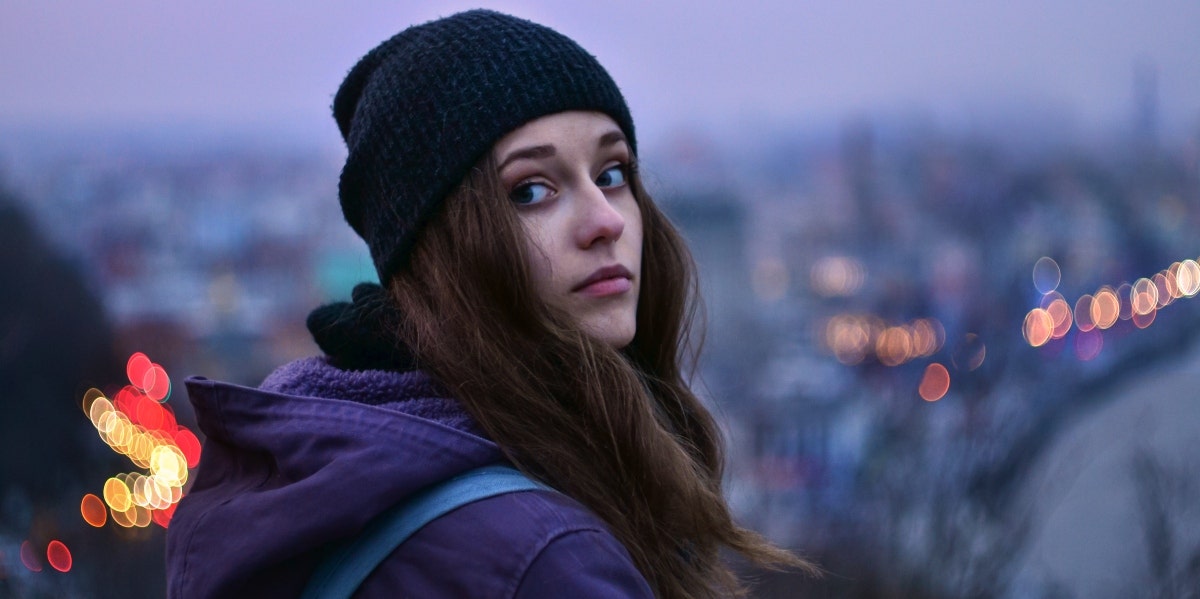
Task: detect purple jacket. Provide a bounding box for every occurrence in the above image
[166,357,653,598]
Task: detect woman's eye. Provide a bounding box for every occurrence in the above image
[510,182,552,205]
[596,165,627,189]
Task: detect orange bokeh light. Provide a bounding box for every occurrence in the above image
[1023,309,1054,347]
[1155,271,1177,306]
[1091,288,1120,329]
[919,363,951,402]
[81,493,107,527]
[876,327,913,367]
[826,315,872,365]
[1046,298,1073,339]
[1038,290,1066,310]
[810,255,865,297]
[909,318,944,357]
[110,505,135,528]
[1131,278,1159,316]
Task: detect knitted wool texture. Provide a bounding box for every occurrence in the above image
[333,9,638,283]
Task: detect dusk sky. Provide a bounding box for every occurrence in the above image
[3,1,1199,149]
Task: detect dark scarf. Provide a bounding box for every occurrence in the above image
[306,282,416,372]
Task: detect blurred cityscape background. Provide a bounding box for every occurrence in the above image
[2,2,1199,597]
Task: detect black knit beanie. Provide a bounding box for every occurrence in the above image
[334,9,637,283]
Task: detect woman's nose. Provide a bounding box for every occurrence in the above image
[574,183,626,249]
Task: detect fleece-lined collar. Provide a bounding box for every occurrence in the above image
[259,356,484,437]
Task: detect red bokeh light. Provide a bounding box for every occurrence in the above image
[127,352,153,390]
[153,502,179,529]
[114,386,138,417]
[174,427,202,468]
[135,395,166,430]
[919,363,951,402]
[46,540,72,573]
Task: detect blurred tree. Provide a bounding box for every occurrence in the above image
[0,187,162,597]
[0,190,121,505]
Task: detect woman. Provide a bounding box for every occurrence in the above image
[166,9,814,598]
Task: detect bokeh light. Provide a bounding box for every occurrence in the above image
[1074,295,1096,332]
[80,353,199,531]
[126,352,153,390]
[1130,278,1158,316]
[811,255,866,297]
[111,505,134,528]
[150,444,188,488]
[1032,256,1061,294]
[1117,282,1134,320]
[1038,290,1066,311]
[1176,259,1200,296]
[152,503,178,528]
[1091,287,1120,329]
[1024,255,1200,351]
[81,493,107,527]
[910,319,945,357]
[132,504,152,528]
[824,314,944,367]
[81,387,105,413]
[46,541,72,573]
[1133,308,1157,329]
[175,428,202,468]
[103,477,132,512]
[20,540,42,572]
[1154,271,1177,307]
[146,365,171,402]
[825,314,874,365]
[1023,309,1054,347]
[1046,298,1072,340]
[952,334,986,371]
[919,363,951,402]
[875,327,913,367]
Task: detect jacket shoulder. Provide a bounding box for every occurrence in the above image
[356,489,653,598]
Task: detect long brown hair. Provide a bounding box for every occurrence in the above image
[387,155,817,597]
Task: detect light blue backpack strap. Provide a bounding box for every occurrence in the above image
[301,464,549,599]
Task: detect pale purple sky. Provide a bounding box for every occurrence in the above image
[2,1,1198,148]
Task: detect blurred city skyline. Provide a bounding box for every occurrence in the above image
[3,3,1200,596]
[2,0,1200,152]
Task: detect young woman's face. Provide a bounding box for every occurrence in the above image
[493,111,643,348]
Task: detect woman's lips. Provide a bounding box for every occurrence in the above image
[573,265,634,297]
[576,276,633,297]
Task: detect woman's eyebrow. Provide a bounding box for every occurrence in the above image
[598,131,626,149]
[498,145,555,171]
